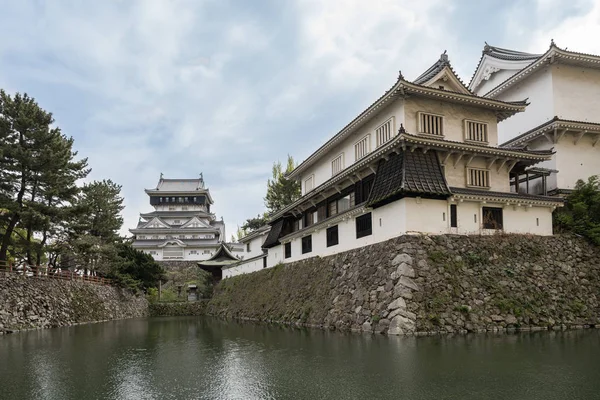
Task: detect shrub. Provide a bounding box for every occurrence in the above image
[554,176,600,245]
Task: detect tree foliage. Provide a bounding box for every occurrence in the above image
[264,155,300,214]
[0,89,164,291]
[554,176,600,245]
[0,90,89,263]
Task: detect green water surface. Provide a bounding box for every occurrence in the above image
[0,317,598,399]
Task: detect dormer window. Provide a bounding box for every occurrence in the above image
[464,120,489,144]
[376,117,394,147]
[418,112,444,137]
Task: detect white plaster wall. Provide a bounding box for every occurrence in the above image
[475,69,523,96]
[453,201,480,234]
[503,205,554,235]
[403,97,499,145]
[139,248,215,261]
[299,100,405,193]
[404,198,448,234]
[496,67,554,143]
[555,133,600,190]
[241,234,268,259]
[262,198,554,269]
[552,65,600,122]
[223,257,265,279]
[444,156,510,192]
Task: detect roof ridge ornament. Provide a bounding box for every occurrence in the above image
[550,38,555,49]
[440,50,448,63]
[483,42,490,53]
[398,69,404,80]
[398,123,406,134]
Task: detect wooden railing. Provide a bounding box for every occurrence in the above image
[0,261,113,286]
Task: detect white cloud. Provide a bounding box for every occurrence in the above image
[528,0,600,54]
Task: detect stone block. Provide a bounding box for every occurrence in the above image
[392,254,413,266]
[387,298,407,310]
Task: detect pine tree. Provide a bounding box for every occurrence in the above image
[0,90,89,263]
[264,155,301,214]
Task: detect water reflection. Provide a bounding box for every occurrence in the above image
[0,318,599,399]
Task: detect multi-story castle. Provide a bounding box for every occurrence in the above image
[130,175,227,261]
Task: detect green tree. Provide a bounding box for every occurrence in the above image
[0,90,89,263]
[108,242,165,292]
[74,180,124,241]
[241,213,269,232]
[67,179,125,272]
[264,155,301,214]
[554,175,600,245]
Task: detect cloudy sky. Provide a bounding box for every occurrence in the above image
[1,0,599,239]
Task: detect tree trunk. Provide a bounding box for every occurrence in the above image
[25,180,38,265]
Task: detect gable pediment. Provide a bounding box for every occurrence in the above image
[420,66,471,95]
[141,217,170,229]
[181,216,211,229]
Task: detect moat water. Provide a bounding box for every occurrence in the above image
[1,317,599,399]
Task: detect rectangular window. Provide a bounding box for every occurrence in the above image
[304,211,315,227]
[464,120,489,143]
[246,243,251,252]
[466,168,490,188]
[418,112,444,136]
[328,200,337,217]
[354,135,370,160]
[304,175,314,193]
[482,207,503,230]
[450,204,458,228]
[174,220,181,224]
[301,235,312,254]
[464,119,488,143]
[376,118,394,147]
[189,250,198,255]
[182,206,188,211]
[337,193,354,213]
[169,206,176,211]
[326,226,339,247]
[356,213,373,238]
[284,242,292,259]
[331,153,344,176]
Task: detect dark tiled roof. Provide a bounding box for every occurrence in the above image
[413,52,472,93]
[483,44,542,61]
[140,211,211,218]
[367,150,450,207]
[262,219,284,249]
[449,187,563,203]
[468,43,541,88]
[401,133,554,157]
[501,116,600,147]
[484,43,600,97]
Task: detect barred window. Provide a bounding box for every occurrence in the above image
[284,242,292,258]
[464,120,488,143]
[326,226,339,247]
[354,135,370,160]
[376,118,394,147]
[331,153,344,176]
[301,235,312,254]
[356,213,372,238]
[466,168,490,188]
[418,112,444,136]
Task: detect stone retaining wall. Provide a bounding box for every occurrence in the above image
[207,234,600,335]
[149,301,208,317]
[0,274,148,334]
